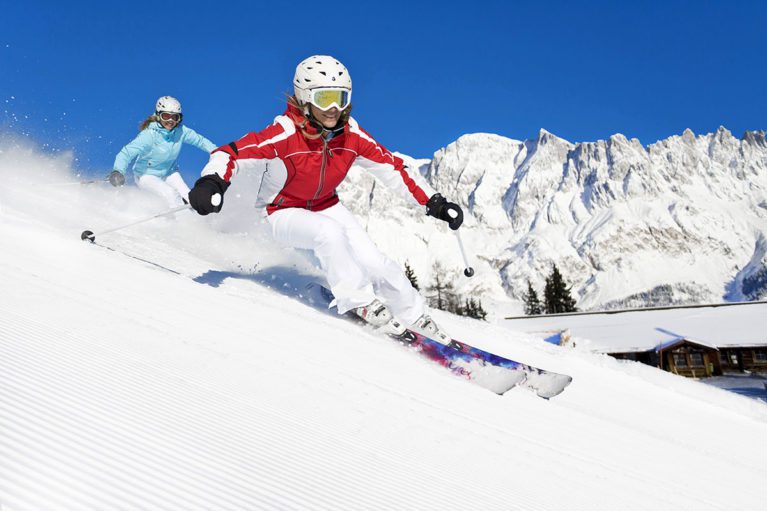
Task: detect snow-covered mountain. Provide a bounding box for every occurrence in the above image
[340,127,767,312]
[2,136,767,511]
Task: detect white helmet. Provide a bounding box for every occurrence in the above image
[293,55,352,108]
[155,96,182,114]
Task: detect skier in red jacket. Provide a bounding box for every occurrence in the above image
[188,55,463,342]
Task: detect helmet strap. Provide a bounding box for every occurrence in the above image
[294,111,323,140]
[289,101,346,140]
[305,104,349,129]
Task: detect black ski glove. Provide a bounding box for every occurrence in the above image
[426,193,463,230]
[188,174,230,215]
[108,170,125,187]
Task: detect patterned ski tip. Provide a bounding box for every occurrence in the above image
[408,331,527,395]
[523,371,573,399]
[448,339,573,399]
[460,359,528,395]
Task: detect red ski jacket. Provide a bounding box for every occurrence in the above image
[201,102,436,215]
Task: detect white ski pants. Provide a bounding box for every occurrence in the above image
[267,203,425,324]
[136,172,190,207]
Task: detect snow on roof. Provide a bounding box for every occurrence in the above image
[654,336,719,353]
[503,302,767,353]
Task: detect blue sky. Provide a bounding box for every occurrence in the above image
[1,0,765,184]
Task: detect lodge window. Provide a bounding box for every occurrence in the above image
[689,353,705,367]
[755,350,767,363]
[673,353,688,368]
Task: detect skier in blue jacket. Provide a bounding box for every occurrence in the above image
[109,96,216,207]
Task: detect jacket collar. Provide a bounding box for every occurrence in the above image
[151,121,179,136]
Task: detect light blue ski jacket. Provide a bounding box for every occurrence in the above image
[113,122,217,178]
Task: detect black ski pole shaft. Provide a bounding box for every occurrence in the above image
[454,229,475,277]
[81,204,191,242]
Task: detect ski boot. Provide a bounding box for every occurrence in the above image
[410,314,451,345]
[354,300,414,342]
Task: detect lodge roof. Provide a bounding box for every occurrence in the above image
[504,301,767,353]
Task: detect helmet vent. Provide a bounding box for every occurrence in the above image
[319,71,327,76]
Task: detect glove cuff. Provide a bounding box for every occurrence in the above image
[426,193,445,216]
[195,174,230,194]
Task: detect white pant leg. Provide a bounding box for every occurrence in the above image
[319,204,426,324]
[267,203,425,323]
[164,172,191,203]
[268,205,375,313]
[136,174,186,207]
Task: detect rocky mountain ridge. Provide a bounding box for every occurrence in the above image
[339,127,767,313]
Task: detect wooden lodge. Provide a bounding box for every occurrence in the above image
[505,301,767,379]
[608,339,767,378]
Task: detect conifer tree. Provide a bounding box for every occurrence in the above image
[543,264,577,314]
[404,261,419,290]
[477,299,488,320]
[463,297,488,320]
[523,280,544,316]
[426,262,458,312]
[424,263,487,320]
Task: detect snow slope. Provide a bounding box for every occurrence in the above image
[2,139,767,510]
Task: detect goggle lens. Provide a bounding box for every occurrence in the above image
[159,112,181,122]
[310,89,350,111]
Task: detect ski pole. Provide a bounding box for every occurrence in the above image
[44,178,109,187]
[454,229,475,277]
[81,204,191,242]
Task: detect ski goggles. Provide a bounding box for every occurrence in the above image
[158,111,182,122]
[307,88,351,111]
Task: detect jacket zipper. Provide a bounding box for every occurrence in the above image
[308,139,329,209]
